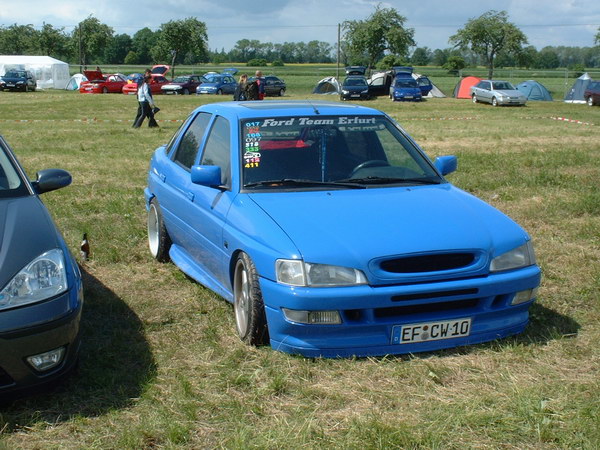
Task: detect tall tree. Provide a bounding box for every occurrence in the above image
[39,23,70,59]
[72,16,114,67]
[0,24,38,55]
[151,18,208,78]
[132,28,158,64]
[104,33,132,64]
[411,47,431,66]
[595,27,600,45]
[449,10,527,79]
[342,5,415,70]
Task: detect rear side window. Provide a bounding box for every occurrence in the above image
[172,112,212,169]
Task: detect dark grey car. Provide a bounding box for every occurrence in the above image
[0,70,37,92]
[0,136,83,396]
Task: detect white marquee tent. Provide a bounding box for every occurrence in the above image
[0,55,70,89]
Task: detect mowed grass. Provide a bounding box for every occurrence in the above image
[0,79,599,449]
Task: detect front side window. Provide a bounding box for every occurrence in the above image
[241,115,441,189]
[0,138,29,198]
[172,112,212,169]
[201,116,231,187]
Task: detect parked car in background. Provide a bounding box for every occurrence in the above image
[79,70,127,94]
[340,76,370,100]
[122,65,171,95]
[584,80,600,106]
[162,75,205,95]
[0,70,36,92]
[390,77,422,102]
[196,74,237,95]
[144,100,540,358]
[471,80,527,106]
[247,75,287,97]
[0,135,83,395]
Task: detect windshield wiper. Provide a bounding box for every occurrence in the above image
[339,176,441,185]
[244,178,366,189]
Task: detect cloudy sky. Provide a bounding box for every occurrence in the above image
[1,0,599,51]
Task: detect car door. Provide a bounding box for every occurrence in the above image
[223,76,236,94]
[477,81,492,103]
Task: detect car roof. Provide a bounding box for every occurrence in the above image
[192,101,384,121]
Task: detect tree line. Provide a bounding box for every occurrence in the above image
[1,10,599,78]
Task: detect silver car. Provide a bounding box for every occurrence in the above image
[471,80,527,106]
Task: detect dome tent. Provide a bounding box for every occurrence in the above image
[564,72,591,103]
[0,55,70,89]
[313,76,340,95]
[453,76,482,99]
[516,80,553,101]
[65,73,87,90]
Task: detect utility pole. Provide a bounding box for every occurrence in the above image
[337,23,340,80]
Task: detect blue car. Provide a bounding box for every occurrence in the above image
[390,78,422,102]
[145,101,540,358]
[0,136,83,394]
[196,74,237,95]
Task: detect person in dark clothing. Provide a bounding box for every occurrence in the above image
[255,70,265,100]
[233,73,248,101]
[133,75,159,128]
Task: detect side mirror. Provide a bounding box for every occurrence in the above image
[191,165,221,187]
[33,169,72,194]
[434,156,458,176]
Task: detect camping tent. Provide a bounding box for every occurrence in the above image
[564,72,592,103]
[65,73,87,90]
[453,76,482,99]
[515,80,553,101]
[0,55,70,89]
[313,76,340,94]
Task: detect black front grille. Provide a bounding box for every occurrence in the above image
[380,253,475,273]
[374,298,479,319]
[0,367,14,387]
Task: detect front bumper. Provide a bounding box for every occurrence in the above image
[0,285,83,394]
[260,265,540,357]
[393,92,422,102]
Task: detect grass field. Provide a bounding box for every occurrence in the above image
[0,73,599,449]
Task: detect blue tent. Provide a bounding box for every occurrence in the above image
[516,80,553,101]
[564,72,591,103]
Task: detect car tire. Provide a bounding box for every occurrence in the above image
[148,198,171,262]
[217,89,223,95]
[279,88,285,97]
[24,85,29,92]
[102,87,108,94]
[233,252,269,346]
[492,97,498,107]
[472,95,477,103]
[587,96,594,107]
[183,88,190,95]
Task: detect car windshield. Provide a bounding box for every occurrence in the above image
[0,137,29,199]
[5,71,26,78]
[492,81,514,90]
[344,78,367,87]
[241,115,442,189]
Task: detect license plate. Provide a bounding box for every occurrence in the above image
[391,318,471,344]
[405,96,413,99]
[351,94,360,97]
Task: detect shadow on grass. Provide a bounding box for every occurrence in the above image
[0,267,156,430]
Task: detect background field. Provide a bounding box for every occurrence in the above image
[0,67,599,449]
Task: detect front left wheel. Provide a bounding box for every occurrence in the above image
[148,198,171,262]
[233,252,269,346]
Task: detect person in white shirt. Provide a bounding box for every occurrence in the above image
[133,74,159,128]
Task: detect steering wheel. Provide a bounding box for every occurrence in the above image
[349,160,390,177]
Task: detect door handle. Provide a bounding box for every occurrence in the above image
[186,192,195,202]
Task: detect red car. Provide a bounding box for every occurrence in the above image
[122,65,171,95]
[79,70,127,94]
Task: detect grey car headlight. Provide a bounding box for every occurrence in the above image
[276,259,367,287]
[490,241,536,272]
[0,249,68,311]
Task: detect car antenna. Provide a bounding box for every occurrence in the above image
[307,100,320,115]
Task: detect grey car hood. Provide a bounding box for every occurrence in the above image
[0,195,60,289]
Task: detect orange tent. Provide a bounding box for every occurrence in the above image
[453,76,482,99]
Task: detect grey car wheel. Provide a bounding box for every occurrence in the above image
[472,95,477,103]
[587,96,594,107]
[492,97,498,107]
[148,198,171,262]
[183,88,190,95]
[233,252,269,345]
[279,88,285,96]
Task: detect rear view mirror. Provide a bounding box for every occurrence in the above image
[191,165,221,187]
[33,169,72,194]
[434,156,458,176]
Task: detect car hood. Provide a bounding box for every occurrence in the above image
[247,184,527,280]
[0,195,60,288]
[83,70,105,81]
[497,89,523,97]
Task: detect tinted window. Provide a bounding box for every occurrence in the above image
[201,116,231,187]
[173,112,212,169]
[0,139,29,198]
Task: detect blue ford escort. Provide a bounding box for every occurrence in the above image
[145,101,540,358]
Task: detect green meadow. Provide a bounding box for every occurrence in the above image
[0,66,598,449]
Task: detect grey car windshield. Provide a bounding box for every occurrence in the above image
[241,115,441,189]
[492,81,515,90]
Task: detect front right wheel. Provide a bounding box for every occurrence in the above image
[233,252,269,346]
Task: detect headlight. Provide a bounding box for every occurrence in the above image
[276,259,367,287]
[490,241,536,272]
[361,89,369,94]
[0,249,68,311]
[342,90,349,94]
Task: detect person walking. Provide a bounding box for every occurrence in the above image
[255,70,265,100]
[233,73,248,101]
[133,74,159,128]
